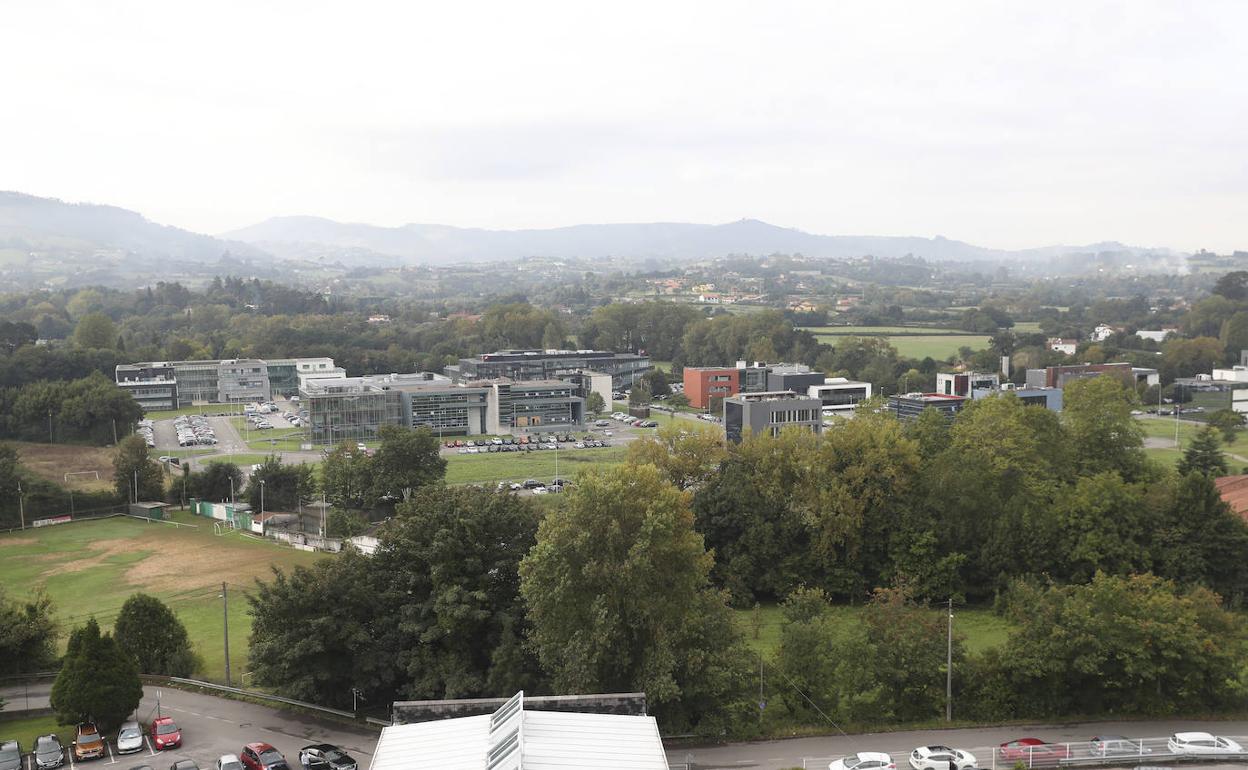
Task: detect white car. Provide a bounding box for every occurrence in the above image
[909,746,976,770]
[1167,732,1244,754]
[830,752,895,770]
[216,755,244,770]
[115,722,144,754]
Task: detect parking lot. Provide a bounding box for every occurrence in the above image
[6,685,376,770]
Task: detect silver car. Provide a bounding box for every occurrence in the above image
[116,721,144,754]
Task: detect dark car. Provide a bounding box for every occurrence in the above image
[299,745,357,770]
[171,762,200,770]
[0,740,22,770]
[241,744,289,770]
[130,766,154,770]
[35,734,64,769]
[521,479,544,489]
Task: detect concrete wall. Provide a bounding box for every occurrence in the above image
[391,692,648,723]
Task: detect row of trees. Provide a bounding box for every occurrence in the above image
[0,373,140,445]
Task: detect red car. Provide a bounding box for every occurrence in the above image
[149,717,181,751]
[999,738,1070,764]
[240,744,290,770]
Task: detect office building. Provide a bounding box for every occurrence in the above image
[936,371,1000,397]
[115,356,340,410]
[445,349,650,391]
[970,385,1063,411]
[723,391,822,443]
[683,367,741,409]
[888,393,968,421]
[808,377,872,416]
[682,361,806,409]
[300,372,584,445]
[767,364,826,393]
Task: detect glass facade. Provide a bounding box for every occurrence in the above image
[307,388,405,445]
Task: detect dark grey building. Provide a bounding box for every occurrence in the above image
[888,393,968,421]
[766,364,826,393]
[723,391,823,443]
[445,349,651,391]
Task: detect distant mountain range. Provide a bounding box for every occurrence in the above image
[0,191,1181,278]
[223,215,1178,265]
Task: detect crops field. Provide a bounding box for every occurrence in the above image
[0,512,323,683]
[801,326,992,360]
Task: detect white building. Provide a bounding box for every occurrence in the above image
[370,691,669,770]
[807,377,872,417]
[1135,328,1177,343]
[1091,324,1119,342]
[1047,338,1078,356]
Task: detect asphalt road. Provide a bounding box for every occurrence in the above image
[1,684,377,770]
[8,682,1248,770]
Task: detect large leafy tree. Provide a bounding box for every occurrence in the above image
[520,464,752,732]
[113,435,164,502]
[1153,472,1248,602]
[247,456,315,513]
[50,618,142,731]
[1000,573,1246,716]
[113,594,198,677]
[320,442,374,509]
[248,550,392,709]
[1062,375,1146,480]
[0,588,58,676]
[376,485,542,699]
[370,425,446,504]
[626,423,726,490]
[73,313,116,350]
[1052,473,1154,583]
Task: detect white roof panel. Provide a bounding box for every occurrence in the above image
[369,710,668,770]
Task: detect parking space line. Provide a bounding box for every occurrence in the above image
[68,748,75,770]
[107,742,116,764]
[146,737,156,757]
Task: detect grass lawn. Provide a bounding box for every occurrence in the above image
[13,442,117,492]
[0,512,324,683]
[144,405,244,421]
[1136,416,1248,468]
[806,331,991,360]
[246,436,310,452]
[801,326,977,336]
[735,604,1013,657]
[445,446,628,485]
[1012,321,1043,333]
[0,714,71,751]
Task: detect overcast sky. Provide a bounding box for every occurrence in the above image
[1,1,1245,251]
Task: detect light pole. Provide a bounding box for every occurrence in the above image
[17,481,25,530]
[260,479,266,515]
[946,598,953,722]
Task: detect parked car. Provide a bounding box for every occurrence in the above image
[171,762,200,770]
[909,746,976,770]
[522,479,544,489]
[116,722,144,755]
[240,743,290,770]
[829,752,895,770]
[1167,732,1244,754]
[150,718,181,751]
[73,722,105,761]
[998,739,1069,763]
[0,740,22,770]
[1089,736,1149,757]
[532,486,549,495]
[299,744,357,770]
[216,755,244,770]
[35,734,64,769]
[130,766,154,770]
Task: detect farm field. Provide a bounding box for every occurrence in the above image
[801,326,992,360]
[444,446,628,485]
[734,603,1013,657]
[13,442,116,492]
[0,512,324,683]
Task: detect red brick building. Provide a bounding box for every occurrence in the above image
[683,367,741,409]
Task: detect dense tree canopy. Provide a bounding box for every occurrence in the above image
[50,619,142,731]
[113,593,198,677]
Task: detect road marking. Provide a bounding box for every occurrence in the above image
[67,748,75,770]
[107,743,116,764]
[146,737,156,757]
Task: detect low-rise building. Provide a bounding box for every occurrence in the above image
[115,356,339,410]
[445,349,650,392]
[1047,337,1078,355]
[115,363,179,411]
[936,371,1000,397]
[723,391,822,443]
[1135,327,1177,343]
[1026,362,1138,389]
[807,377,872,417]
[971,385,1063,411]
[888,392,967,421]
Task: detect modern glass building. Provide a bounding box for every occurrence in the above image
[445,349,651,391]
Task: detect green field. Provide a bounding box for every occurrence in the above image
[0,513,324,683]
[445,446,628,485]
[205,453,275,468]
[802,326,977,336]
[144,405,244,421]
[0,714,69,752]
[1137,416,1248,469]
[734,604,1013,657]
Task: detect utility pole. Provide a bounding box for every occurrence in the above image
[112,418,118,446]
[222,582,231,687]
[17,481,25,530]
[260,479,266,515]
[946,597,953,722]
[133,470,139,503]
[47,410,53,443]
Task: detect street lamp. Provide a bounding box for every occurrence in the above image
[260,479,266,515]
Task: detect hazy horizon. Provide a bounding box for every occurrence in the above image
[2,1,1245,253]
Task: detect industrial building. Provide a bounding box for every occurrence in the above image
[1024,362,1157,389]
[970,384,1064,411]
[115,357,341,409]
[723,391,823,443]
[445,349,651,391]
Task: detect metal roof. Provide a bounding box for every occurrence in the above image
[369,692,668,770]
